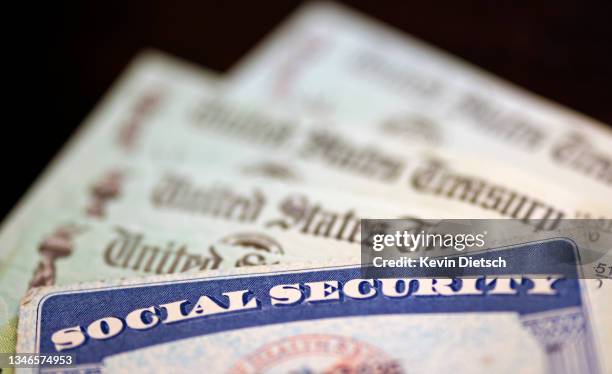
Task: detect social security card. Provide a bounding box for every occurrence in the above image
[17,239,605,373]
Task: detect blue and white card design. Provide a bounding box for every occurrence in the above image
[17,239,605,373]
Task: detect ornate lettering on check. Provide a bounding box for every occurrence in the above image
[86,170,123,218]
[103,227,284,274]
[411,158,565,230]
[29,225,83,288]
[552,133,612,187]
[228,334,403,374]
[151,174,265,223]
[379,113,442,145]
[352,49,442,97]
[191,99,294,148]
[118,89,163,151]
[266,194,361,243]
[453,93,546,150]
[299,130,405,182]
[104,226,222,274]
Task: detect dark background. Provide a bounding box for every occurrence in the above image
[8,1,612,222]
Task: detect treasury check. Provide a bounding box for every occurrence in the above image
[17,243,612,374]
[44,53,608,225]
[227,1,612,200]
[0,49,606,271]
[0,47,603,279]
[131,90,611,224]
[1,48,606,274]
[4,157,612,344]
[1,49,609,346]
[0,157,461,353]
[21,152,612,270]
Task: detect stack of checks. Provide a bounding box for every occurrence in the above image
[1,3,610,373]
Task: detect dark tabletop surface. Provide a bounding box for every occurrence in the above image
[6,1,612,221]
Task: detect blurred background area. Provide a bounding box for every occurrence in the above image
[8,0,612,221]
